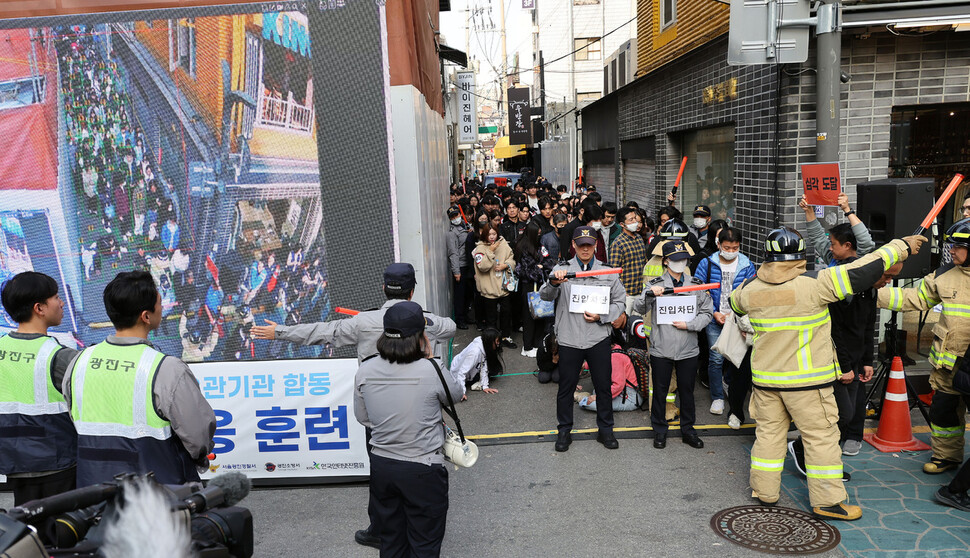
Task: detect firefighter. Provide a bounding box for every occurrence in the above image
[878,218,970,474]
[730,227,923,520]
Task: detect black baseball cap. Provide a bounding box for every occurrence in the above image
[383,301,433,338]
[662,240,691,261]
[573,226,597,246]
[383,263,416,294]
[692,205,712,217]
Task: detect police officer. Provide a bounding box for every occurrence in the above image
[62,271,216,486]
[251,262,455,549]
[541,225,627,452]
[253,263,456,362]
[354,301,463,556]
[878,218,970,475]
[0,272,78,505]
[641,219,701,421]
[730,227,922,520]
[636,241,713,449]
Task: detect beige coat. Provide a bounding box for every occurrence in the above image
[730,240,909,390]
[472,237,515,299]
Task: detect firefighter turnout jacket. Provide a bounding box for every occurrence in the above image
[730,240,910,390]
[878,263,970,371]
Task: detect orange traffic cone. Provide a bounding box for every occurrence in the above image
[864,357,930,452]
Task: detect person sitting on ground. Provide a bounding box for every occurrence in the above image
[536,331,560,384]
[575,334,643,412]
[449,327,503,397]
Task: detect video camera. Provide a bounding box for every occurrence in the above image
[0,472,253,558]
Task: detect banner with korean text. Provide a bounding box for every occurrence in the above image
[190,359,368,483]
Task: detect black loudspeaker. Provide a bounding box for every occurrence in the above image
[857,178,934,280]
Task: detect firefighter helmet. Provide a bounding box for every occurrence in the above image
[763,226,807,262]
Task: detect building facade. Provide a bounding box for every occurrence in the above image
[582,0,970,260]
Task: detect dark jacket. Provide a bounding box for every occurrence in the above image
[539,230,561,270]
[829,256,877,372]
[501,218,529,246]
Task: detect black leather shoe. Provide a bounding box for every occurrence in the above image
[597,430,619,450]
[682,434,704,449]
[653,434,667,449]
[354,528,380,549]
[555,429,572,452]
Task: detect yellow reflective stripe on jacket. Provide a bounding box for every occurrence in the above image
[930,346,958,369]
[749,309,830,331]
[941,303,970,318]
[729,294,745,316]
[930,423,964,438]
[875,245,901,268]
[830,266,853,299]
[884,287,905,311]
[751,457,784,472]
[797,330,813,371]
[665,393,676,403]
[806,464,843,479]
[918,280,937,306]
[642,264,663,278]
[751,363,838,386]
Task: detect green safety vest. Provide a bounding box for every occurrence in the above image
[0,335,66,413]
[0,334,76,475]
[70,342,170,440]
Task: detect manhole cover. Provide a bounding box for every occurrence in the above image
[710,505,841,555]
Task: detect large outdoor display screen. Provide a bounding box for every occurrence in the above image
[0,1,394,363]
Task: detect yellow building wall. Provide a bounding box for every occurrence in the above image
[636,0,729,77]
[135,15,317,162]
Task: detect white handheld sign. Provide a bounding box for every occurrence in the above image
[655,295,697,324]
[568,284,610,315]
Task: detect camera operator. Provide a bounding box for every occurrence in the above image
[62,271,216,487]
[354,301,462,557]
[0,272,78,505]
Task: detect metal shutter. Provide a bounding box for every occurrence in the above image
[586,164,616,202]
[623,158,654,207]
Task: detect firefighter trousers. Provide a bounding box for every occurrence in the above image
[928,366,967,463]
[749,386,847,508]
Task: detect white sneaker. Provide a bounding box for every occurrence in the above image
[727,414,742,430]
[521,348,529,357]
[710,399,725,415]
[470,381,482,391]
[526,348,538,358]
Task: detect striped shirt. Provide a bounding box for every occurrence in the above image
[608,231,648,296]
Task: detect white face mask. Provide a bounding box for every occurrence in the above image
[451,217,462,226]
[591,221,603,231]
[668,260,688,274]
[625,222,639,232]
[720,250,739,261]
[693,217,708,229]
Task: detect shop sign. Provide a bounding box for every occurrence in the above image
[702,78,738,105]
[263,12,311,57]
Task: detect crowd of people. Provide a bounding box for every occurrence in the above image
[446,169,970,523]
[54,26,331,362]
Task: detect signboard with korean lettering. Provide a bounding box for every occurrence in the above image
[191,358,368,482]
[802,162,841,207]
[655,295,698,325]
[507,86,532,146]
[568,284,610,315]
[457,71,477,145]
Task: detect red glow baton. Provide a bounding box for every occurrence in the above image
[915,173,964,236]
[669,156,688,206]
[646,282,719,297]
[335,307,359,316]
[564,268,623,279]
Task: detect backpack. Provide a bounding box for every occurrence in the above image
[611,344,650,411]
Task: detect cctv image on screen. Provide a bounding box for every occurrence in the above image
[0,5,337,362]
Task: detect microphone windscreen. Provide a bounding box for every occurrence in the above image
[208,471,251,507]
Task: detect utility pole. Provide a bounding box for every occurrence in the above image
[815,1,842,225]
[815,1,841,164]
[567,0,575,188]
[498,0,508,137]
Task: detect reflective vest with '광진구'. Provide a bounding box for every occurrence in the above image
[70,341,196,486]
[0,335,76,474]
